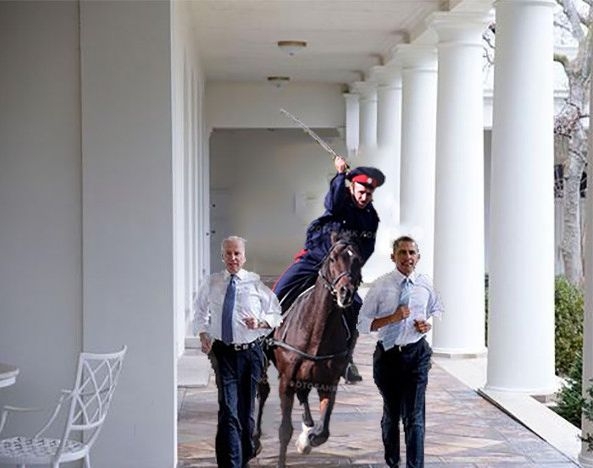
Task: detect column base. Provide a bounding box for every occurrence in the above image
[432,347,487,359]
[482,383,559,396]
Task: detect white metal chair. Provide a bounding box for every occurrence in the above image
[0,346,126,468]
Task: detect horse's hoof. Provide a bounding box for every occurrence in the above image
[295,423,313,454]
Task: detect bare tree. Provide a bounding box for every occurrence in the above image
[554,0,593,286]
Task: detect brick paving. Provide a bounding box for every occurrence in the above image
[178,335,578,467]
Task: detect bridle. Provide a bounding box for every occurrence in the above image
[317,241,361,297]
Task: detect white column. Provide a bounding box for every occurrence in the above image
[363,65,403,280]
[398,44,438,276]
[343,92,360,158]
[352,81,378,156]
[579,55,593,467]
[430,12,490,356]
[486,0,556,394]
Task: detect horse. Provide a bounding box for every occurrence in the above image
[254,234,363,467]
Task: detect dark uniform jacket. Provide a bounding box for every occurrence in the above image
[304,172,379,264]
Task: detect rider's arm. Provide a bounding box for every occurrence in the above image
[323,157,349,213]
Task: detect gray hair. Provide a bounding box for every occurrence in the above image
[221,235,246,254]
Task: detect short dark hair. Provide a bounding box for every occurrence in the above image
[392,235,419,253]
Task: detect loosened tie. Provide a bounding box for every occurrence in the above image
[221,275,236,344]
[399,277,413,306]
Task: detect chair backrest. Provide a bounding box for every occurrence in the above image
[57,346,127,455]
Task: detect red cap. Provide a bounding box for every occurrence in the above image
[351,174,379,188]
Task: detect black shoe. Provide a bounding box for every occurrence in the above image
[344,362,362,383]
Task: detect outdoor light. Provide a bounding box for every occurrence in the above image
[277,40,307,56]
[267,76,290,88]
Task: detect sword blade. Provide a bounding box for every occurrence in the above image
[280,108,348,166]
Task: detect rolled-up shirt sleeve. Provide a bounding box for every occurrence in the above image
[357,284,382,334]
[258,281,283,328]
[193,278,211,336]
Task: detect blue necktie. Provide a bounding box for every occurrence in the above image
[399,277,413,306]
[221,275,236,344]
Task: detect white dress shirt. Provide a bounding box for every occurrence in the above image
[194,269,282,344]
[358,269,444,347]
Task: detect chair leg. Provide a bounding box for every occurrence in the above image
[84,454,92,468]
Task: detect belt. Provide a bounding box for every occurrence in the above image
[381,338,424,353]
[217,336,264,352]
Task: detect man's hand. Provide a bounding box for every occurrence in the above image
[243,316,266,329]
[334,156,348,173]
[199,332,212,354]
[392,305,410,323]
[414,319,432,334]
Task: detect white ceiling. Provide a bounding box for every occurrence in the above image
[189,0,450,86]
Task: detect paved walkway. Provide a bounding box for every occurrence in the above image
[177,335,579,467]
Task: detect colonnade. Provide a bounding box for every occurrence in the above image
[346,0,563,422]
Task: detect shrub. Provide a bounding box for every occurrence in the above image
[554,351,583,427]
[554,276,584,376]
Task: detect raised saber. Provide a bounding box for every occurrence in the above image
[280,108,350,169]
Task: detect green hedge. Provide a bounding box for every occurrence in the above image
[555,352,583,427]
[554,276,584,377]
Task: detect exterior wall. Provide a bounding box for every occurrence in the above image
[79,1,176,466]
[172,1,207,355]
[0,0,83,434]
[209,128,347,276]
[206,82,345,129]
[0,1,181,467]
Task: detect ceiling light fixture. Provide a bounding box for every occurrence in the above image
[267,76,290,88]
[277,40,307,56]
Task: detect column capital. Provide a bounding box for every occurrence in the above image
[342,92,360,105]
[394,44,437,71]
[368,64,402,89]
[428,11,493,45]
[350,81,377,102]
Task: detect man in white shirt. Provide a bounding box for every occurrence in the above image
[358,236,443,468]
[194,236,282,468]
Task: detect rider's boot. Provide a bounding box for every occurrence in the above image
[344,359,363,383]
[343,329,363,383]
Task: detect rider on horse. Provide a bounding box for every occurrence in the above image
[273,156,385,383]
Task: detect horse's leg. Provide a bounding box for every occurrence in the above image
[253,368,270,456]
[277,378,295,468]
[295,387,314,454]
[308,388,336,447]
[297,387,314,427]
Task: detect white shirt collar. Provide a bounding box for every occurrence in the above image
[394,268,417,285]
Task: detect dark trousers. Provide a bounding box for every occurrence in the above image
[210,340,264,468]
[373,338,432,468]
[273,253,320,312]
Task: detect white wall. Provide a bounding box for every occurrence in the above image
[0,1,180,467]
[171,1,207,355]
[210,128,349,276]
[0,0,82,434]
[206,82,346,129]
[79,2,176,466]
[206,81,350,277]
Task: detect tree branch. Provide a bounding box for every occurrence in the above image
[558,0,586,42]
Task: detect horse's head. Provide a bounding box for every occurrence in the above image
[318,234,363,308]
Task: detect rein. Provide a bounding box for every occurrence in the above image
[269,336,350,361]
[270,240,359,362]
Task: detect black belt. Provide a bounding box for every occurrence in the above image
[380,337,425,353]
[217,336,264,352]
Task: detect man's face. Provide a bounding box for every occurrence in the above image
[391,240,420,276]
[349,182,375,209]
[222,239,246,274]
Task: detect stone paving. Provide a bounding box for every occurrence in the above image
[177,335,579,467]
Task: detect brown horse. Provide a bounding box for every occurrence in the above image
[254,235,363,467]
